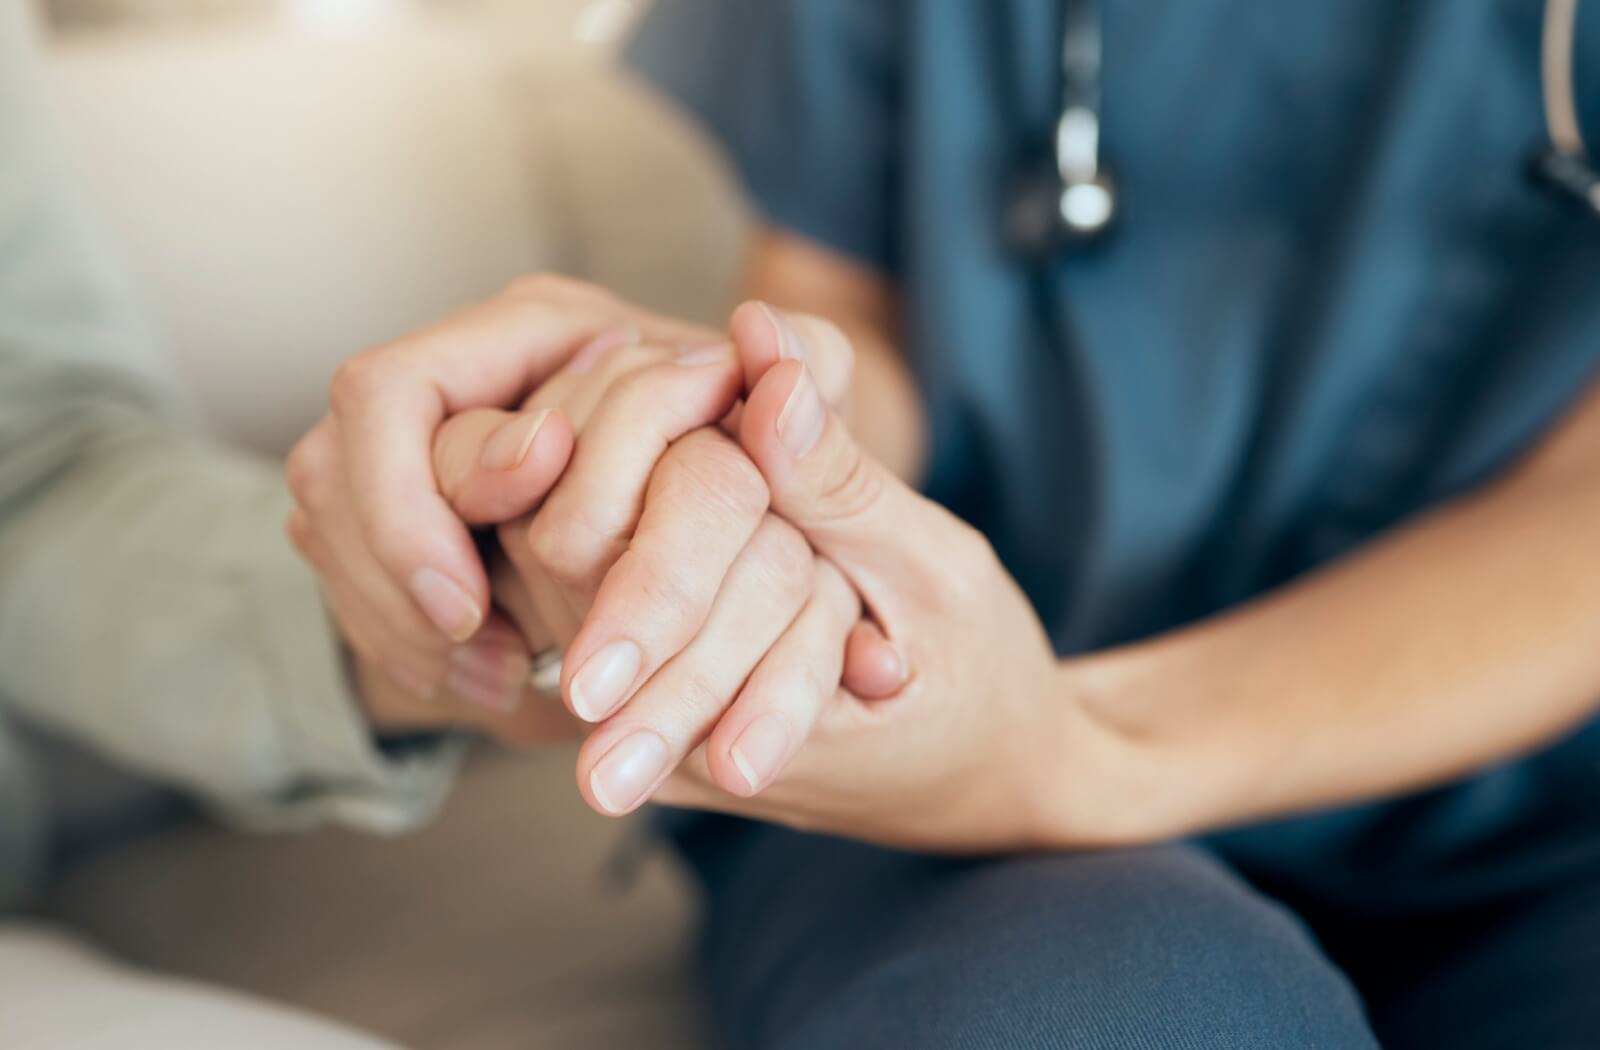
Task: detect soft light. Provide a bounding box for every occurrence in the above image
[572,0,640,45]
[282,0,409,36]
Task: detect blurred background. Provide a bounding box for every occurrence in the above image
[32,2,747,1047]
[38,0,747,453]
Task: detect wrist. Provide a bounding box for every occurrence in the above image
[1031,648,1229,850]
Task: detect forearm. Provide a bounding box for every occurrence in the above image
[1070,383,1600,843]
[0,387,459,831]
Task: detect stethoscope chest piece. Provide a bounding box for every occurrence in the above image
[1005,160,1118,257]
[1007,2,1119,259]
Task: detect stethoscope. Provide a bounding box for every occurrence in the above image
[1009,0,1600,257]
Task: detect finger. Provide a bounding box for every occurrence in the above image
[285,457,459,679]
[528,346,743,586]
[436,612,534,715]
[487,548,560,654]
[841,619,910,700]
[653,766,795,826]
[703,556,860,796]
[557,428,769,723]
[293,495,535,712]
[561,342,734,433]
[329,295,641,644]
[431,407,575,525]
[488,342,737,665]
[316,564,531,720]
[469,686,587,749]
[292,523,448,700]
[728,301,855,407]
[574,515,814,816]
[498,513,587,654]
[739,360,973,619]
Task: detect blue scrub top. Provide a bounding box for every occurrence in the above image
[628,0,1600,653]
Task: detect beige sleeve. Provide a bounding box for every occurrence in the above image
[0,1,459,835]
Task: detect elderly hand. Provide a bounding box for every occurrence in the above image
[285,276,716,735]
[288,273,902,795]
[435,305,901,811]
[653,333,1150,852]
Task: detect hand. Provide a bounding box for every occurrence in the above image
[442,308,902,809]
[656,340,1146,852]
[284,276,712,735]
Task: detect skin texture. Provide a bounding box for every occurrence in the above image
[637,228,1600,850]
[653,356,1117,851]
[286,276,905,813]
[296,230,1600,844]
[286,275,714,727]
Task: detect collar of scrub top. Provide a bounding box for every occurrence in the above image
[1534,0,1600,216]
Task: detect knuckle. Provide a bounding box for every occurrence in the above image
[597,342,672,382]
[814,441,884,524]
[328,350,387,414]
[629,552,704,626]
[936,516,1004,608]
[503,272,561,300]
[606,356,677,399]
[750,517,814,607]
[662,434,771,522]
[525,513,602,585]
[505,272,615,306]
[668,668,728,723]
[282,434,324,506]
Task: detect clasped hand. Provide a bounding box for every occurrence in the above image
[288,278,1134,851]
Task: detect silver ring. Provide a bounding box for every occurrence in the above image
[529,647,564,699]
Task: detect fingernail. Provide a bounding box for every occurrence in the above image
[590,730,670,814]
[676,341,732,367]
[480,409,550,472]
[409,568,483,642]
[730,713,792,793]
[569,639,643,722]
[758,302,811,366]
[571,325,639,373]
[777,366,826,458]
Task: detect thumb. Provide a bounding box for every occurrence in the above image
[432,407,575,526]
[739,360,967,617]
[729,301,854,408]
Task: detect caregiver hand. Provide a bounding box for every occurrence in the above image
[656,346,1153,852]
[432,313,902,809]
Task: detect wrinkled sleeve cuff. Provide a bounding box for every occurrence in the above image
[217,517,468,835]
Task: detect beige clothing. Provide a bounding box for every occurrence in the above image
[0,0,457,913]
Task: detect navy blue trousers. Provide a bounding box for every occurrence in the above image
[671,719,1600,1049]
